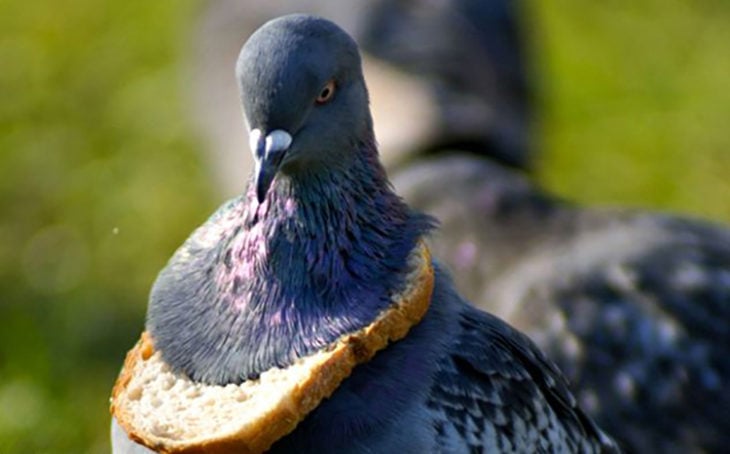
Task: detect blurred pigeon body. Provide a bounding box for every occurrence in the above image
[360,1,730,451]
[395,159,730,453]
[361,0,531,168]
[113,14,617,453]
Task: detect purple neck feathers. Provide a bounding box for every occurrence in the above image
[147,139,434,384]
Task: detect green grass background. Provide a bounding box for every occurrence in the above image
[532,0,730,219]
[0,1,728,452]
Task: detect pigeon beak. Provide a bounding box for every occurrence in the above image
[249,129,293,203]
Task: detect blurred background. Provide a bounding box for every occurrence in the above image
[0,0,728,452]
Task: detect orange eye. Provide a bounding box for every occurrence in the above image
[315,80,336,104]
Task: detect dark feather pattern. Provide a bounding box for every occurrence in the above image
[394,155,730,452]
[426,305,615,453]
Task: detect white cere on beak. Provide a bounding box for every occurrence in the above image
[265,130,293,154]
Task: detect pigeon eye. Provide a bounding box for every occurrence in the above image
[315,80,336,104]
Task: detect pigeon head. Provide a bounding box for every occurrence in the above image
[236,14,373,202]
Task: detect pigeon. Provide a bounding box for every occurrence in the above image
[358,1,730,451]
[393,158,730,453]
[112,14,618,453]
[361,0,532,169]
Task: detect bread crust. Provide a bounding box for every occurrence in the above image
[111,242,434,454]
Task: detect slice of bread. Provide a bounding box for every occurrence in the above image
[110,242,434,454]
